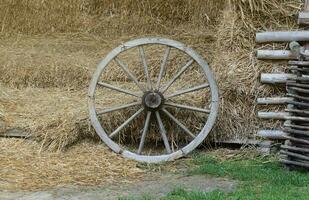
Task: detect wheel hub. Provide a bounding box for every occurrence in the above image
[142,91,164,111]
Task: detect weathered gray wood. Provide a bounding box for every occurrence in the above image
[281,159,309,168]
[283,127,309,137]
[165,83,209,99]
[284,122,309,130]
[164,102,210,113]
[258,111,289,120]
[155,111,172,154]
[256,50,297,60]
[284,135,309,145]
[0,128,29,138]
[280,150,309,161]
[298,1,309,25]
[137,111,151,154]
[281,145,309,153]
[288,61,309,66]
[260,73,296,84]
[257,130,287,140]
[160,59,194,93]
[258,111,309,122]
[162,108,195,138]
[298,12,309,25]
[215,139,272,147]
[88,37,219,163]
[256,31,309,43]
[256,97,292,105]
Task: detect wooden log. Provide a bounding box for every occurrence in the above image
[260,73,296,84]
[288,66,309,73]
[286,100,309,108]
[258,112,289,120]
[284,122,309,130]
[0,128,29,138]
[288,87,309,94]
[258,111,309,122]
[298,12,309,25]
[298,1,309,25]
[287,82,309,89]
[256,50,297,60]
[281,150,309,161]
[287,93,309,102]
[257,97,292,105]
[285,108,309,115]
[288,61,309,66]
[284,135,309,145]
[281,159,309,168]
[256,31,309,43]
[283,127,309,137]
[257,130,287,140]
[281,145,309,153]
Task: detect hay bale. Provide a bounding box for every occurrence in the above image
[0,0,303,150]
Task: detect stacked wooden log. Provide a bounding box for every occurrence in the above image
[257,0,309,170]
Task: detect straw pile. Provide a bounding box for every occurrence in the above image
[0,138,142,191]
[0,0,303,151]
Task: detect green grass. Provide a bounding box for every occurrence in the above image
[120,153,309,200]
[190,154,309,200]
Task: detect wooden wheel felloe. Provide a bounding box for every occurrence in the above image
[88,38,219,163]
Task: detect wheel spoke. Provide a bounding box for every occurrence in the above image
[97,101,141,115]
[160,59,194,93]
[156,47,170,90]
[137,111,151,154]
[165,83,210,99]
[139,46,152,90]
[162,108,195,138]
[114,57,146,92]
[109,108,144,138]
[164,102,210,113]
[97,82,141,98]
[155,111,172,154]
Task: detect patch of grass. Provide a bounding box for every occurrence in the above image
[189,154,309,200]
[161,188,225,200]
[121,152,309,200]
[192,154,309,186]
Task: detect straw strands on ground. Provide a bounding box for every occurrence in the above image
[0,138,142,191]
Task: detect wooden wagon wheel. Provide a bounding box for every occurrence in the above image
[88,38,219,163]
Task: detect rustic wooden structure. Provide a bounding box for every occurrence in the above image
[256,0,309,170]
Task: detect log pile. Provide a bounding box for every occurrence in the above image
[257,0,309,170]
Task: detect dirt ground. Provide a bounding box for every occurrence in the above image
[0,174,236,200]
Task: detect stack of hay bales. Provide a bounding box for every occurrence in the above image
[0,0,302,150]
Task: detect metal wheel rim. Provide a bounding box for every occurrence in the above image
[88,37,219,163]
